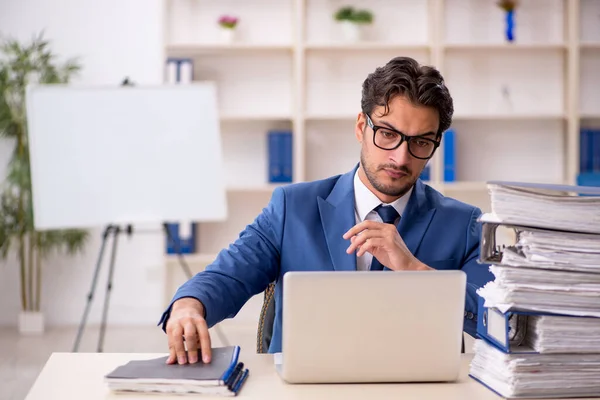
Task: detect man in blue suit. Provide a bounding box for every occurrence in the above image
[159,56,494,365]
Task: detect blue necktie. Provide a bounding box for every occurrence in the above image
[370,205,400,271]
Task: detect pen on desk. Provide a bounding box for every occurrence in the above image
[225,362,244,389]
[227,362,245,391]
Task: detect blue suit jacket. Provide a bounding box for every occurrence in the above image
[159,166,494,353]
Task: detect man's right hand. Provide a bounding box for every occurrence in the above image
[165,297,212,365]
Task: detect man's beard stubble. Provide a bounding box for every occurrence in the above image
[360,151,416,198]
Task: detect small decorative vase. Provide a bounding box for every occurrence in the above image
[505,10,515,42]
[220,28,236,43]
[340,21,361,42]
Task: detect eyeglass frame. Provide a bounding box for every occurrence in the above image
[364,113,441,160]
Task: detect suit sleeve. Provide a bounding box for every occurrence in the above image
[158,187,285,330]
[461,207,494,338]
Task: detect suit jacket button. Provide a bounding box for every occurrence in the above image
[467,312,474,320]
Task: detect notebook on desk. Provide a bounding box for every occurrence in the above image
[104,346,249,396]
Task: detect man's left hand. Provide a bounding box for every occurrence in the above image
[343,221,432,271]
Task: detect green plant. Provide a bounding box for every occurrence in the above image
[0,32,89,314]
[334,6,374,24]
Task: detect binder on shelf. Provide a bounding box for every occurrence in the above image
[419,163,430,181]
[166,57,194,84]
[165,222,197,254]
[268,130,293,183]
[443,128,455,182]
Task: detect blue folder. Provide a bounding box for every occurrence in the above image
[476,297,550,354]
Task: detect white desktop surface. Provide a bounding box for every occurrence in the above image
[23,350,527,400]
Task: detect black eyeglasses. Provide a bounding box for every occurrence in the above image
[365,114,440,160]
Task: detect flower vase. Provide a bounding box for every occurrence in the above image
[220,28,236,44]
[340,21,361,42]
[505,10,515,42]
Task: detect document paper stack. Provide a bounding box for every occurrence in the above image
[104,346,249,396]
[469,181,600,399]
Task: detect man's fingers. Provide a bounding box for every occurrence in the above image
[167,345,177,364]
[357,237,384,257]
[196,319,212,363]
[184,321,199,364]
[342,220,381,240]
[346,230,380,254]
[171,325,187,365]
[166,323,182,364]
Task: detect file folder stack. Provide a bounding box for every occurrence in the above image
[469,181,600,398]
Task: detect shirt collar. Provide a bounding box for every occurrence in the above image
[354,167,413,222]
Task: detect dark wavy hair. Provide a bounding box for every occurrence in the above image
[361,56,454,138]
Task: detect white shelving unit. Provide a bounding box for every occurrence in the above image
[163,0,598,265]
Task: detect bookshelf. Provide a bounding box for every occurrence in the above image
[162,0,597,267]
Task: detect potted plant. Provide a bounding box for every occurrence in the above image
[0,33,89,335]
[334,6,374,42]
[218,15,239,43]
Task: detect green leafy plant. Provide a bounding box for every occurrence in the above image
[0,33,89,314]
[334,6,374,24]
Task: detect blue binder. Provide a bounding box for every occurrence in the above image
[268,130,293,183]
[476,297,547,354]
[165,222,197,254]
[443,129,455,182]
[419,163,430,181]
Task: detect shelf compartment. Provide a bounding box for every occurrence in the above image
[305,0,429,46]
[444,0,565,46]
[448,119,565,183]
[580,50,600,116]
[166,0,293,47]
[444,50,564,117]
[189,52,292,119]
[219,120,293,190]
[444,43,567,51]
[305,49,430,117]
[167,44,293,55]
[305,43,430,51]
[305,119,360,182]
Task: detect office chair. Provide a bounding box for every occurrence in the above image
[256,282,276,353]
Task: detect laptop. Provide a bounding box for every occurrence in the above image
[275,270,466,384]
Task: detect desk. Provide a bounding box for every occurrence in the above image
[22,352,585,400]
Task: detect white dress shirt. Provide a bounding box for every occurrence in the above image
[353,169,413,271]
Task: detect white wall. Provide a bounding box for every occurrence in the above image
[0,0,168,327]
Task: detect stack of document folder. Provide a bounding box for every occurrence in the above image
[469,181,600,399]
[104,346,249,396]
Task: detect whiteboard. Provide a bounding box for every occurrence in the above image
[26,83,227,230]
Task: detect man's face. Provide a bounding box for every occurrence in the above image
[355,95,440,202]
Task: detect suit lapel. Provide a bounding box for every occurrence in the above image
[317,167,358,271]
[398,180,436,256]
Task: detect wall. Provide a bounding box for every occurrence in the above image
[0,0,169,327]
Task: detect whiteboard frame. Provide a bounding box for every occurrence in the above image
[25,82,228,230]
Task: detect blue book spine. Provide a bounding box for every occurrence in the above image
[268,130,293,183]
[593,129,600,172]
[282,131,293,182]
[580,129,589,173]
[419,163,430,181]
[165,222,197,254]
[443,129,455,182]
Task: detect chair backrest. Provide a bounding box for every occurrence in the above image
[256,282,276,353]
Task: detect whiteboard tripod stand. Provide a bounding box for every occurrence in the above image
[71,223,230,353]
